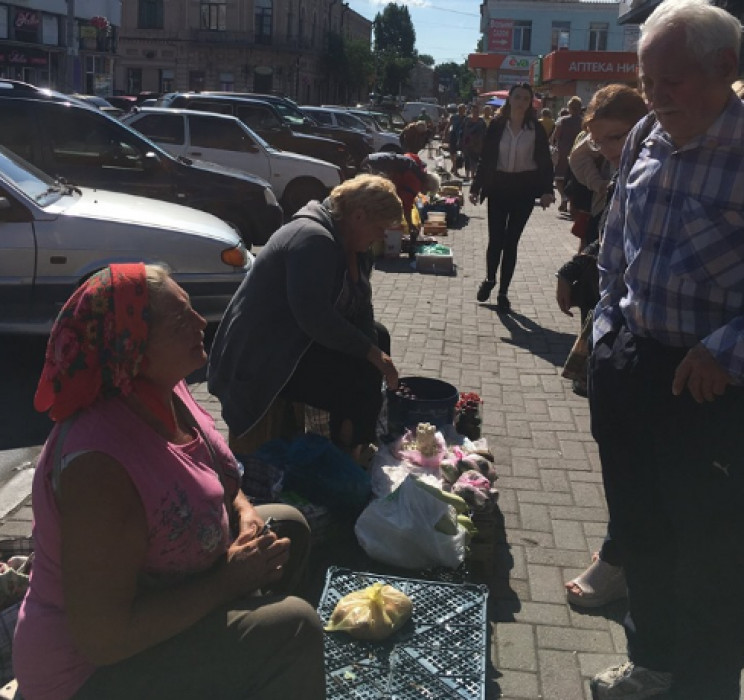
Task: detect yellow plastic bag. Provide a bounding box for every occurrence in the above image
[325,582,413,641]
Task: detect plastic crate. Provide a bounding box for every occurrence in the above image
[318,566,489,699]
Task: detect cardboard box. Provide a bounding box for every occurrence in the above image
[423,221,447,236]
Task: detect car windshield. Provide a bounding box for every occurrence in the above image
[270,100,313,127]
[0,145,63,204]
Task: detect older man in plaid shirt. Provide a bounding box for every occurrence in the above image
[588,2,744,699]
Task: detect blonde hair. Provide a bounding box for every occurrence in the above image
[327,174,403,226]
[144,263,172,323]
[733,79,744,98]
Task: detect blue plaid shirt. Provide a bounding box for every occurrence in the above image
[594,95,744,382]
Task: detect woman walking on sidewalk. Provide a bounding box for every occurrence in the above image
[469,82,555,312]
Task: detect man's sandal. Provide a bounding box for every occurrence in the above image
[565,554,627,608]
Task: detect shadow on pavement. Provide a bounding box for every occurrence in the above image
[485,308,576,369]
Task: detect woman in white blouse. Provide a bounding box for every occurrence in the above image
[469,83,555,311]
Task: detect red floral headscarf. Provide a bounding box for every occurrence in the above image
[34,264,150,422]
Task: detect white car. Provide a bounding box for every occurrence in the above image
[124,107,343,217]
[0,145,251,334]
[305,106,401,153]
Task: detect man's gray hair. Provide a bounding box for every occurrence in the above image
[640,0,742,65]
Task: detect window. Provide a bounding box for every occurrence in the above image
[286,1,292,40]
[551,21,570,51]
[512,21,531,52]
[589,22,608,51]
[255,0,272,45]
[187,99,232,115]
[46,109,144,171]
[160,68,174,92]
[306,109,332,125]
[219,71,234,91]
[336,112,365,131]
[41,14,58,45]
[127,68,142,94]
[201,2,226,31]
[138,0,163,29]
[132,114,184,145]
[235,104,282,130]
[190,115,251,151]
[189,71,205,91]
[0,102,35,161]
[0,6,7,40]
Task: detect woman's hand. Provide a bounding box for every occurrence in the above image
[367,346,399,390]
[540,194,555,210]
[556,277,574,316]
[224,532,291,597]
[232,490,263,540]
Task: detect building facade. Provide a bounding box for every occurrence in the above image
[469,0,639,107]
[0,0,119,92]
[115,0,372,104]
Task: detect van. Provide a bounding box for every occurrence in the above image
[401,102,445,124]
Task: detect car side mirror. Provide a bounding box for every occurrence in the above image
[143,151,161,170]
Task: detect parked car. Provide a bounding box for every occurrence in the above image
[106,95,138,113]
[155,92,356,177]
[124,107,342,216]
[315,106,402,153]
[0,144,251,334]
[240,93,373,168]
[0,86,283,248]
[68,94,125,119]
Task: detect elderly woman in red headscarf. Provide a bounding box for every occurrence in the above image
[13,263,325,700]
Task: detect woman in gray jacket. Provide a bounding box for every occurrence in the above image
[207,175,403,455]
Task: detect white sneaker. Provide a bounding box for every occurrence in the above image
[591,662,672,699]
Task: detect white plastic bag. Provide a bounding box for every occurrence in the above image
[354,475,468,570]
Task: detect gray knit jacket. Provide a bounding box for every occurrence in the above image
[207,201,375,438]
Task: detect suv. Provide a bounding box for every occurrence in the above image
[124,108,342,216]
[156,93,356,177]
[313,106,402,153]
[241,93,373,168]
[0,83,283,247]
[0,144,251,333]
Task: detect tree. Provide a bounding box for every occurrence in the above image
[373,4,416,57]
[418,54,435,67]
[434,60,474,104]
[322,32,375,104]
[373,3,417,96]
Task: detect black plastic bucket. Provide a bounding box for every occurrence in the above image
[386,376,459,435]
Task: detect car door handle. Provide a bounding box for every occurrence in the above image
[189,151,202,157]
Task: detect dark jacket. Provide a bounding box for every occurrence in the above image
[207,201,375,438]
[470,116,554,203]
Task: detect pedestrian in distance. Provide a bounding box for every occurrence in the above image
[460,104,487,180]
[469,82,555,312]
[447,103,468,176]
[550,96,583,212]
[587,1,744,698]
[538,107,555,138]
[14,263,326,700]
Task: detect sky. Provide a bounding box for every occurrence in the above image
[345,0,482,66]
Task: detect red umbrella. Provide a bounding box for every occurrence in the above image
[482,89,542,110]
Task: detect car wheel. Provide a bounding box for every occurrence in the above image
[281,178,329,218]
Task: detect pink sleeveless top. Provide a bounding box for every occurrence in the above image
[14,382,240,700]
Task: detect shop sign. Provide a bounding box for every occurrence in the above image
[80,26,97,39]
[500,54,532,72]
[0,48,48,65]
[543,51,638,82]
[488,19,512,52]
[14,10,40,29]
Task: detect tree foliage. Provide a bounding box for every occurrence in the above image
[434,60,474,103]
[418,54,435,67]
[373,4,416,57]
[322,32,375,103]
[372,3,417,96]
